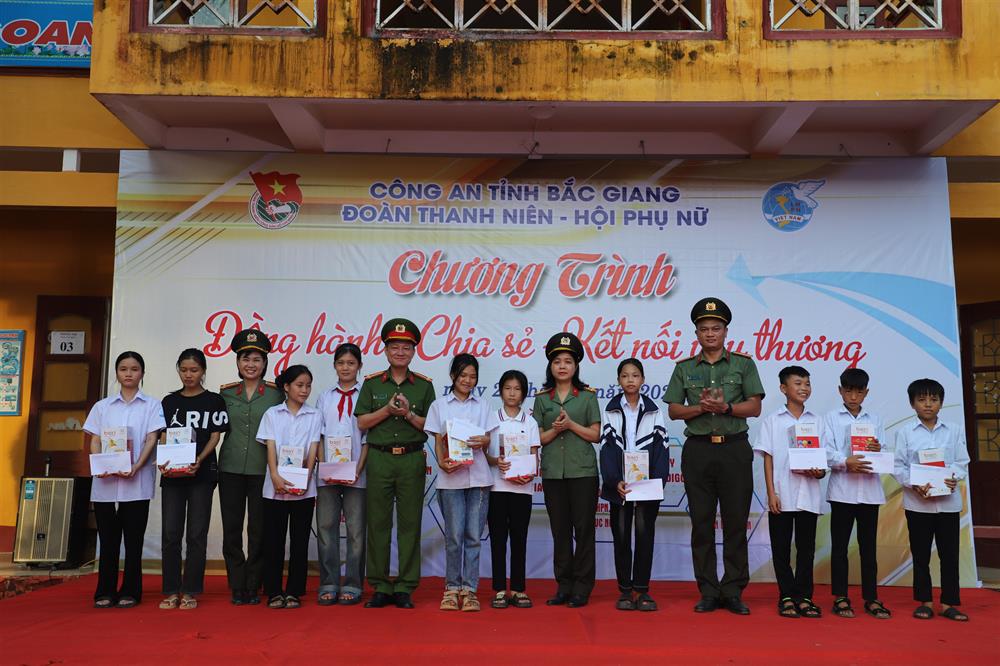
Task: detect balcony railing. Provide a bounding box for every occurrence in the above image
[148,0,316,29]
[374,0,716,34]
[769,0,950,33]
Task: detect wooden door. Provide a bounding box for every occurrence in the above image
[959,300,1000,566]
[24,296,109,478]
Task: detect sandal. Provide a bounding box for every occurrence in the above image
[778,597,799,618]
[179,595,198,610]
[117,596,138,609]
[94,596,114,609]
[864,599,891,619]
[616,591,636,611]
[913,604,934,620]
[318,591,337,606]
[461,591,481,612]
[284,595,301,609]
[440,590,460,611]
[797,598,821,618]
[832,596,855,618]
[267,594,286,609]
[636,593,658,612]
[159,594,180,610]
[511,592,533,608]
[491,591,510,609]
[338,591,362,606]
[940,607,968,622]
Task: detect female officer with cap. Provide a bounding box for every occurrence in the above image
[218,329,283,606]
[532,332,602,608]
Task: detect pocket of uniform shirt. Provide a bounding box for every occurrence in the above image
[686,378,706,402]
[721,374,742,402]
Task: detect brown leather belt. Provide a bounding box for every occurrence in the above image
[689,433,749,445]
[369,442,424,455]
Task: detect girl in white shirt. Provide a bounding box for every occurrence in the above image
[256,364,322,609]
[83,351,165,609]
[314,343,369,606]
[485,370,540,609]
[424,353,492,612]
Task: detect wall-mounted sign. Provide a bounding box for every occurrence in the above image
[0,330,26,416]
[50,330,85,355]
[0,0,92,69]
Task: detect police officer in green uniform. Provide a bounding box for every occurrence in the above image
[355,318,435,609]
[664,298,764,615]
[218,329,283,606]
[532,332,602,608]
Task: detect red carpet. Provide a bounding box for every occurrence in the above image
[1,576,997,665]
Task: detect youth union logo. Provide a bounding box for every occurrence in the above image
[249,171,303,229]
[761,179,826,232]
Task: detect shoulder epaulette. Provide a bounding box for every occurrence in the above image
[264,380,278,388]
[583,386,596,393]
[731,350,753,359]
[364,371,383,380]
[220,381,240,391]
[411,371,433,383]
[681,353,699,362]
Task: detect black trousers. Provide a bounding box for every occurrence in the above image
[263,497,315,598]
[543,476,599,598]
[829,501,879,601]
[905,510,961,606]
[681,436,753,599]
[488,491,532,592]
[161,481,215,596]
[768,510,818,601]
[94,500,150,602]
[609,500,659,593]
[218,472,265,593]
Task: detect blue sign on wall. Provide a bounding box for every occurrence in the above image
[0,1,92,69]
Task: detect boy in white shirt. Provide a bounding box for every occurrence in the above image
[822,367,890,620]
[893,378,970,622]
[755,366,825,619]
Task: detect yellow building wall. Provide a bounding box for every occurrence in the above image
[0,211,115,527]
[89,2,1000,103]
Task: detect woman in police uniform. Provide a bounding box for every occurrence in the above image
[532,332,602,608]
[218,329,283,606]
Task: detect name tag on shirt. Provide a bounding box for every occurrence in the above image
[918,448,946,467]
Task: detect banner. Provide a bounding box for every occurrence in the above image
[0,0,91,68]
[114,152,977,587]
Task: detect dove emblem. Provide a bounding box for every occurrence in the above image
[762,179,827,232]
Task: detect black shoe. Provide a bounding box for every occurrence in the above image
[393,592,415,609]
[724,596,751,615]
[245,592,260,605]
[567,595,589,608]
[694,596,720,613]
[546,592,570,606]
[231,590,245,606]
[365,591,393,608]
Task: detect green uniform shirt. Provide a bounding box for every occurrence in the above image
[355,369,436,446]
[532,387,601,479]
[219,380,283,475]
[663,350,765,437]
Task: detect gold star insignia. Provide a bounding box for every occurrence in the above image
[706,302,716,311]
[270,180,286,196]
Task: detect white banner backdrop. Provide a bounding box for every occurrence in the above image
[113,153,977,587]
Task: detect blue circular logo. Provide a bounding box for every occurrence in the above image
[762,179,825,232]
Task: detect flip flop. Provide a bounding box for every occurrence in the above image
[179,596,198,610]
[913,604,934,619]
[159,595,180,610]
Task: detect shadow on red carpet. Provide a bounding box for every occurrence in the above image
[1,576,998,665]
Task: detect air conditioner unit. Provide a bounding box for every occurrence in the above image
[13,477,75,564]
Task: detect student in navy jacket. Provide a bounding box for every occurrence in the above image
[599,358,669,612]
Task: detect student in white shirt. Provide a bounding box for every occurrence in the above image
[314,343,369,606]
[256,364,322,609]
[484,370,540,609]
[83,351,166,609]
[893,378,971,622]
[755,366,825,619]
[424,353,492,612]
[822,367,890,620]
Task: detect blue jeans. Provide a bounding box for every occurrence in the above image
[316,485,366,597]
[437,487,490,591]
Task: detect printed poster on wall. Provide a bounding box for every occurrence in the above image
[113,152,977,587]
[0,330,25,416]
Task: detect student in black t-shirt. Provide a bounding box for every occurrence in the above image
[158,348,230,610]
